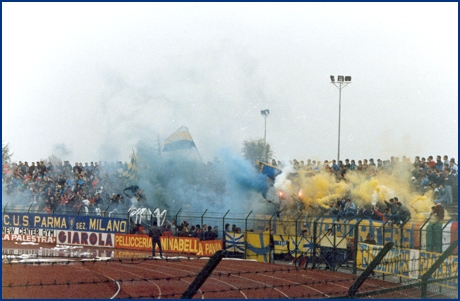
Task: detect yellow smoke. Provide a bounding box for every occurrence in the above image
[273,164,444,220]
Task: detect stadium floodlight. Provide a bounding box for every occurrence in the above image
[330,75,352,163]
[261,109,270,162]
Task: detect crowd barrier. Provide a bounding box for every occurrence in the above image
[2,209,457,271]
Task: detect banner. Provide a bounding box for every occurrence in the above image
[56,230,114,248]
[2,213,128,233]
[245,232,269,263]
[2,227,56,243]
[273,234,289,254]
[288,235,316,258]
[356,242,458,280]
[409,249,420,279]
[114,234,223,256]
[225,231,245,253]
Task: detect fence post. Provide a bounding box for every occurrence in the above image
[419,216,431,251]
[175,208,182,224]
[269,212,276,231]
[294,212,303,260]
[201,209,208,228]
[421,240,458,298]
[181,250,227,299]
[352,218,362,275]
[397,217,411,283]
[245,210,252,232]
[222,210,230,256]
[348,242,395,298]
[311,216,321,269]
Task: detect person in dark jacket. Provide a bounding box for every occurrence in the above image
[204,226,217,240]
[148,220,163,257]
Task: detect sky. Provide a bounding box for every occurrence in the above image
[2,2,458,165]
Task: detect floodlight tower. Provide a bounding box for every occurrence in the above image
[261,109,270,162]
[330,75,352,163]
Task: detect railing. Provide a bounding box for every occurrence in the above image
[1,205,457,255]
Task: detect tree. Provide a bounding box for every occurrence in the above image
[2,141,13,165]
[241,138,273,163]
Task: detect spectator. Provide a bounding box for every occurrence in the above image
[363,233,376,244]
[148,220,163,258]
[195,224,202,238]
[433,200,445,219]
[336,198,356,223]
[435,156,444,171]
[389,201,411,226]
[204,225,217,240]
[372,207,390,222]
[188,225,197,237]
[384,198,397,214]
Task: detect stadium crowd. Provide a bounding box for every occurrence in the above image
[1,155,458,222]
[267,155,458,225]
[272,155,458,205]
[1,160,142,214]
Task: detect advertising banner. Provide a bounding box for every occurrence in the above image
[114,234,222,256]
[2,212,128,233]
[56,230,115,248]
[2,226,56,244]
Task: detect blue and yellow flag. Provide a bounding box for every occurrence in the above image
[273,234,289,254]
[163,126,196,152]
[289,236,316,258]
[225,231,245,253]
[256,160,282,180]
[123,150,138,182]
[245,232,270,262]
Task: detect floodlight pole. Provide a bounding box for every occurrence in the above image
[330,76,351,163]
[261,109,270,162]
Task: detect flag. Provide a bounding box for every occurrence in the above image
[225,231,245,253]
[256,160,282,180]
[289,236,316,258]
[162,126,196,152]
[245,232,270,262]
[123,150,138,182]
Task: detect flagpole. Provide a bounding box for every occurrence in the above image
[195,146,204,165]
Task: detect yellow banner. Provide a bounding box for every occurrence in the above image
[356,242,458,281]
[245,232,269,262]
